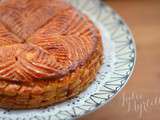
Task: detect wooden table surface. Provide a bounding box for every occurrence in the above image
[80,1,160,120]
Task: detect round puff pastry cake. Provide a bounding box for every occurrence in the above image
[0,0,103,109]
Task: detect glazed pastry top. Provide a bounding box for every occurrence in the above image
[0,0,100,83]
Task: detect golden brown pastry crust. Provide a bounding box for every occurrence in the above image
[0,0,103,109]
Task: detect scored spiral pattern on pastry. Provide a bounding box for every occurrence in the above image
[0,0,99,83]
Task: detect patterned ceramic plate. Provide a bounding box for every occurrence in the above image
[0,0,136,120]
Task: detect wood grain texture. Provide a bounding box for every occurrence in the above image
[80,0,160,120]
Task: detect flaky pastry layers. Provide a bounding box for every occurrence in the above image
[0,0,103,109]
